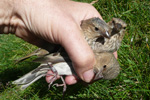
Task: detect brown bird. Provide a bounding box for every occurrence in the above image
[15,17,111,63]
[91,18,127,53]
[13,52,120,93]
[15,17,126,63]
[13,17,126,93]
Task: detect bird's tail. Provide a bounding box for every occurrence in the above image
[12,64,51,90]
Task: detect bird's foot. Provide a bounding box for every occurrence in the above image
[47,62,67,95]
[47,72,58,90]
[46,63,58,90]
[53,76,67,94]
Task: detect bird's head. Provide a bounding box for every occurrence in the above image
[81,17,111,39]
[108,18,127,36]
[93,52,120,81]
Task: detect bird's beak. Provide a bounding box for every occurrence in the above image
[102,31,110,38]
[93,71,103,81]
[102,31,110,39]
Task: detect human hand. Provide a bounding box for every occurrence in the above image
[0,0,105,84]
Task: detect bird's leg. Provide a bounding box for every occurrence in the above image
[47,74,57,90]
[46,63,58,90]
[53,76,67,94]
[46,62,67,94]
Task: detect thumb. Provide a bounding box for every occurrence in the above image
[59,22,95,83]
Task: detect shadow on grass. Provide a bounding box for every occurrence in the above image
[0,61,90,99]
[0,62,39,91]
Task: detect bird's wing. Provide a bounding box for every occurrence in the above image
[32,52,71,64]
[15,48,49,63]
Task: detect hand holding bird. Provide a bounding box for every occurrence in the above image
[13,52,120,93]
[15,17,126,63]
[13,17,127,93]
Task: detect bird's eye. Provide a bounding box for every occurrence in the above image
[123,27,126,29]
[103,65,107,68]
[95,27,99,31]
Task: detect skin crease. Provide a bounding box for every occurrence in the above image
[0,0,117,85]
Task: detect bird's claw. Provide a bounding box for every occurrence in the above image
[47,73,57,90]
[46,63,58,90]
[52,76,67,94]
[47,63,67,94]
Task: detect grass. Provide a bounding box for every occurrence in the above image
[0,0,150,99]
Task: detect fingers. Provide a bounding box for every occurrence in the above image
[58,21,95,83]
[46,71,78,85]
[65,75,78,85]
[45,71,60,83]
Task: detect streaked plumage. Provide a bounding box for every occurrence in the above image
[85,18,127,53]
[15,18,126,63]
[13,52,120,90]
[15,17,110,63]
[13,17,127,93]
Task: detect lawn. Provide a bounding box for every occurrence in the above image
[0,0,150,99]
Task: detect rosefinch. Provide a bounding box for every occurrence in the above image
[16,18,127,63]
[91,18,127,53]
[13,52,120,93]
[13,17,126,93]
[15,17,110,63]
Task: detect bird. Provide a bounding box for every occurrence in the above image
[15,17,126,63]
[12,52,120,93]
[15,17,111,63]
[90,18,127,53]
[13,17,126,93]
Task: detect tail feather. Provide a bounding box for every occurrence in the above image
[12,64,51,90]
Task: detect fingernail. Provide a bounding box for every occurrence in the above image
[83,69,94,82]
